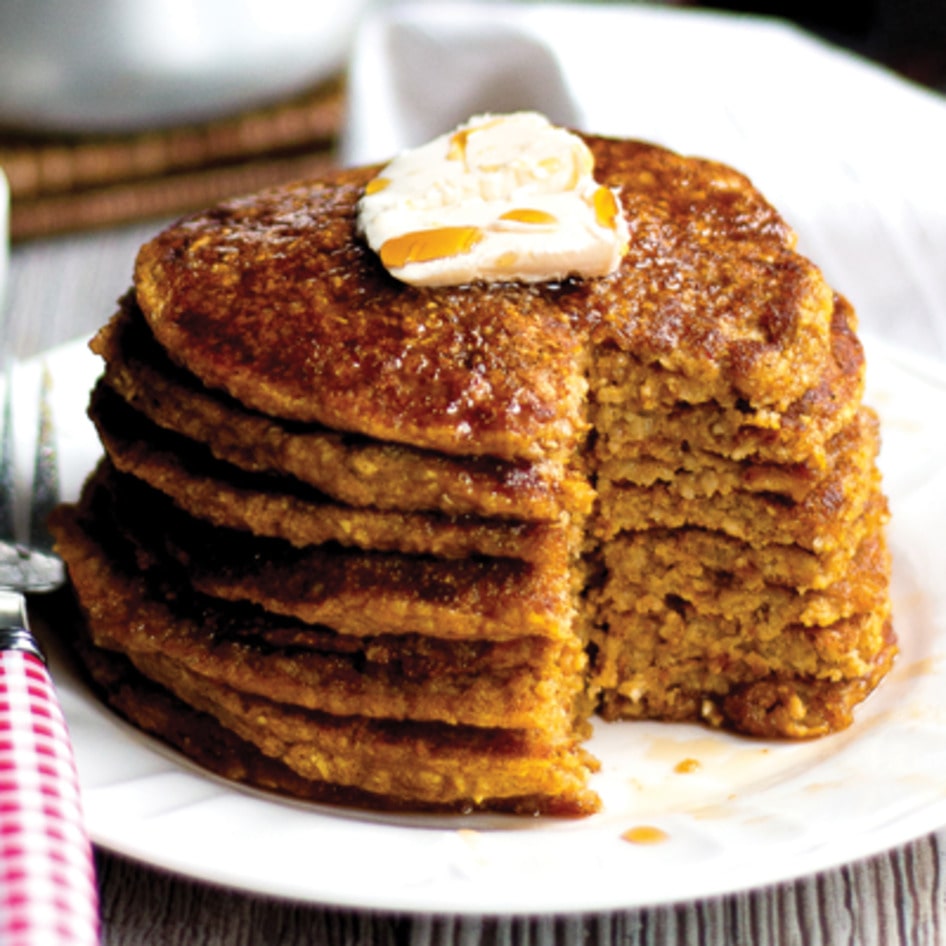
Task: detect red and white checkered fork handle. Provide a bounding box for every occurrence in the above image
[0,650,99,945]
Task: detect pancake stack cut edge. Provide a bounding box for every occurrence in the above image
[49,129,895,816]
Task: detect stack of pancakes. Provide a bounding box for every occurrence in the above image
[50,134,894,815]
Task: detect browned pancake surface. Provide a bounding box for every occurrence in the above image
[90,383,573,564]
[135,165,589,463]
[50,502,586,733]
[86,464,577,643]
[134,137,833,462]
[92,303,591,520]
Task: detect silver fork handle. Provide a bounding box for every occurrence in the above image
[0,610,100,945]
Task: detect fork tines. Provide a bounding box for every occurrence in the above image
[29,367,60,556]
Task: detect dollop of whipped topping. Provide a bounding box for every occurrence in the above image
[356,112,629,288]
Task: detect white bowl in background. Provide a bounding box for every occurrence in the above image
[0,0,368,133]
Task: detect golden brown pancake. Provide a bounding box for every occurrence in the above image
[65,613,598,815]
[92,303,592,520]
[596,529,891,633]
[592,294,866,470]
[594,615,895,737]
[597,408,882,551]
[83,465,580,643]
[91,384,573,565]
[51,500,587,734]
[133,138,832,459]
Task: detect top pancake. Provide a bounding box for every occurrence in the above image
[134,136,834,463]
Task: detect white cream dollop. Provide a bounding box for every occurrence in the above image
[356,112,629,288]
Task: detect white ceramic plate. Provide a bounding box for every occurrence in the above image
[14,332,946,916]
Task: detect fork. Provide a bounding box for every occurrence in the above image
[0,358,100,945]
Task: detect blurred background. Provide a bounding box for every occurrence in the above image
[1,0,943,243]
[699,0,946,90]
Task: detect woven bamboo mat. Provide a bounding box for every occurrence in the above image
[0,78,345,242]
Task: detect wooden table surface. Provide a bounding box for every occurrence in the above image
[6,216,946,946]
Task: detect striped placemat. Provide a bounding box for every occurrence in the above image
[0,78,345,241]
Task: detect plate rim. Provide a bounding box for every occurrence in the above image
[27,331,946,914]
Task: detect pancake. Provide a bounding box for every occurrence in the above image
[594,614,895,737]
[115,647,597,812]
[593,294,865,470]
[91,383,572,565]
[66,618,598,816]
[134,163,591,464]
[589,493,890,593]
[597,408,882,552]
[51,501,587,733]
[92,303,592,520]
[85,465,579,643]
[596,529,891,633]
[134,138,833,447]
